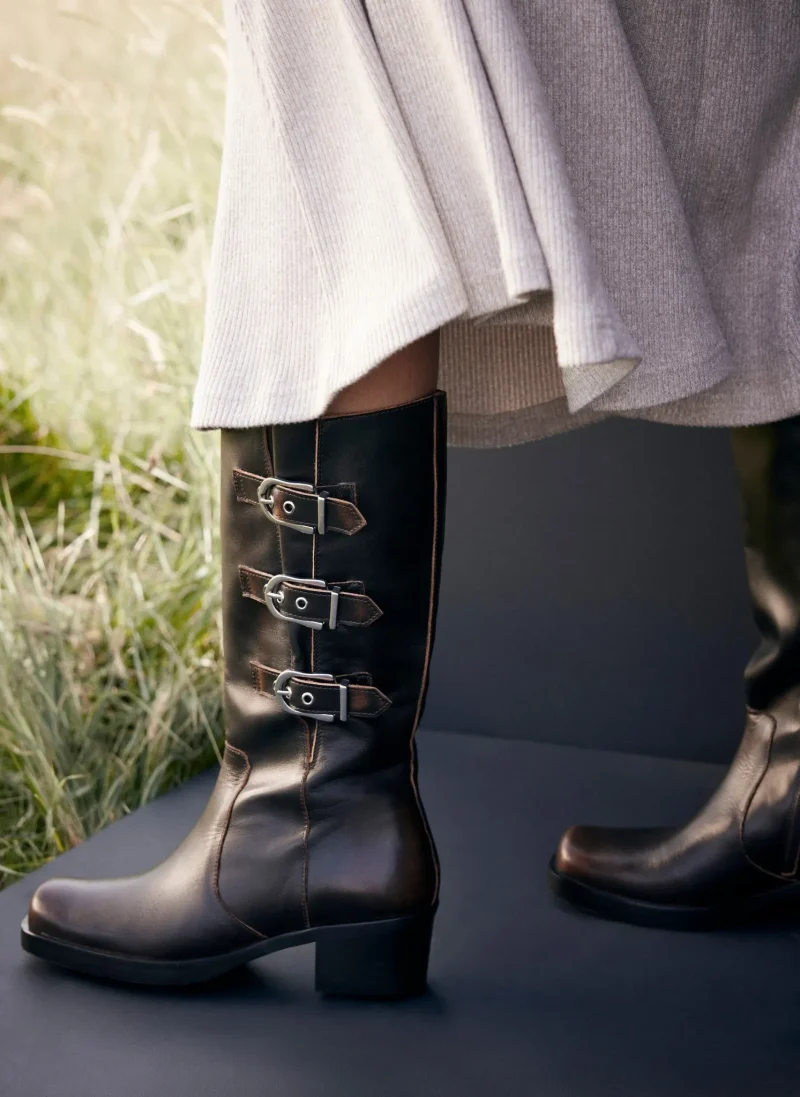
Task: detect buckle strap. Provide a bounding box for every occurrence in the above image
[239,567,382,630]
[251,662,391,722]
[232,469,366,535]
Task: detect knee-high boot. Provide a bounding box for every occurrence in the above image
[550,414,800,928]
[22,393,446,993]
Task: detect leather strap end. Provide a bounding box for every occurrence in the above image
[238,567,382,627]
[251,662,391,720]
[232,469,366,535]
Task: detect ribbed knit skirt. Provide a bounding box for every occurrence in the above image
[192,1,800,447]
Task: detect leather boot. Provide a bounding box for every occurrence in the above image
[549,414,800,928]
[21,392,446,994]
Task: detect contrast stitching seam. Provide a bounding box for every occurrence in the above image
[303,419,322,929]
[233,469,258,505]
[739,712,789,882]
[784,774,800,877]
[299,717,312,931]
[409,399,440,905]
[261,425,273,478]
[212,743,268,940]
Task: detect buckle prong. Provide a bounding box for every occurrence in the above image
[273,669,347,723]
[328,587,340,630]
[263,574,336,631]
[317,490,328,536]
[257,477,327,535]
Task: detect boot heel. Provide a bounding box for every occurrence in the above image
[314,913,434,999]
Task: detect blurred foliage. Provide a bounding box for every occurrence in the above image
[0,0,227,884]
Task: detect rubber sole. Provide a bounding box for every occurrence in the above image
[20,910,434,997]
[548,858,800,931]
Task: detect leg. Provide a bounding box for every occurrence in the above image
[325,331,440,415]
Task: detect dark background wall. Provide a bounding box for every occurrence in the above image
[425,418,758,764]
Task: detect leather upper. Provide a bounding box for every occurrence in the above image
[555,416,800,907]
[556,711,787,905]
[28,393,446,959]
[28,746,260,960]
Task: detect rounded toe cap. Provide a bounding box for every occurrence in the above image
[553,822,678,894]
[29,877,73,938]
[28,877,97,946]
[554,824,602,881]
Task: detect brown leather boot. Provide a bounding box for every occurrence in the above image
[549,415,800,928]
[22,392,446,994]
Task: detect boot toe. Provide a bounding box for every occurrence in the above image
[28,875,144,955]
[28,877,97,947]
[554,824,632,889]
[554,824,603,880]
[553,823,675,894]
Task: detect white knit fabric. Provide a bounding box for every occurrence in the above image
[193,0,800,446]
[192,0,639,443]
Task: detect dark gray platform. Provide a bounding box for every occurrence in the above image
[2,728,799,1097]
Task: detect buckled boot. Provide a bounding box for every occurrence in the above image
[549,414,800,928]
[21,392,446,994]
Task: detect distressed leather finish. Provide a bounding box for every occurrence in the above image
[232,468,366,534]
[238,566,382,628]
[27,393,446,959]
[553,415,800,917]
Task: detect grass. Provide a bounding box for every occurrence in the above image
[0,0,227,885]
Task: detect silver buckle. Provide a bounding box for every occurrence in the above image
[273,669,348,723]
[257,476,327,535]
[263,574,340,631]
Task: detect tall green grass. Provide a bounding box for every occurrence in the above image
[0,0,227,884]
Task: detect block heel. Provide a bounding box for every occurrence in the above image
[314,912,435,999]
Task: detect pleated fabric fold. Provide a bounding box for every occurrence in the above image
[195,0,800,446]
[193,0,641,441]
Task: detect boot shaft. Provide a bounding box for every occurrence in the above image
[732,414,800,714]
[732,415,800,877]
[20,394,447,989]
[217,393,446,930]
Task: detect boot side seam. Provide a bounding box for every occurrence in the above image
[300,419,322,929]
[299,717,313,930]
[409,398,441,906]
[738,711,790,882]
[261,425,274,478]
[212,743,268,941]
[264,423,313,933]
[783,770,800,877]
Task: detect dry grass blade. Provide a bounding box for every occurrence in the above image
[0,0,226,886]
